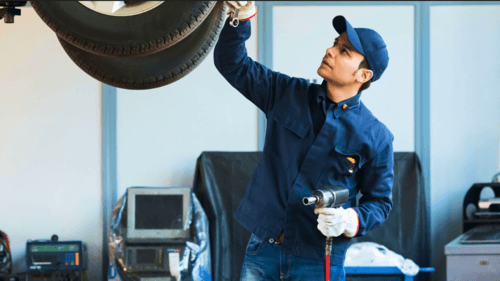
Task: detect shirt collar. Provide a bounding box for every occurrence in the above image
[316,80,328,107]
[316,80,362,117]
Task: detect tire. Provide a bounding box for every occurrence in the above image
[31,1,216,58]
[57,1,225,90]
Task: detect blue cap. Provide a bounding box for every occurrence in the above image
[332,16,388,82]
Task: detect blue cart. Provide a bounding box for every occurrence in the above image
[345,266,435,281]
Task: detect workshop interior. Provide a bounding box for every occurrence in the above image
[1,1,500,281]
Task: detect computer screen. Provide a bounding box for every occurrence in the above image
[135,195,183,230]
[127,187,190,243]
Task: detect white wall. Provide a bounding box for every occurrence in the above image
[273,5,415,152]
[430,5,500,281]
[0,8,102,281]
[116,15,260,197]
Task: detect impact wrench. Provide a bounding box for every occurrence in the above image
[303,186,349,281]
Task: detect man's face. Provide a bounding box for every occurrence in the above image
[317,32,366,86]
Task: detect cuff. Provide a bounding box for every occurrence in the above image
[343,208,359,238]
[240,12,257,21]
[231,5,257,22]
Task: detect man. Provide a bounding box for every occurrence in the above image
[214,2,394,280]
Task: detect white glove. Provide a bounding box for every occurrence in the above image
[315,207,359,238]
[226,1,257,22]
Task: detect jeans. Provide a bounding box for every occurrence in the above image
[240,234,346,281]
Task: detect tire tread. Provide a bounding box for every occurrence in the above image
[30,1,216,58]
[57,2,226,90]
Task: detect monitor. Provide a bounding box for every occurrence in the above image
[126,187,190,243]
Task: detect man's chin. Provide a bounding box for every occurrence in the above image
[316,67,326,80]
[317,68,325,79]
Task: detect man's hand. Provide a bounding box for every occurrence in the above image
[315,207,359,238]
[226,1,256,26]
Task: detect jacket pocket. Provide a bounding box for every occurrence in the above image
[273,114,309,139]
[313,145,365,200]
[333,145,363,176]
[267,114,310,171]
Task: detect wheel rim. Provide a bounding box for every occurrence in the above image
[78,1,164,17]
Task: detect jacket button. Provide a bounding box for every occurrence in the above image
[269,238,275,243]
[342,104,347,110]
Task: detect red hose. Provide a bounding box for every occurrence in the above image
[326,255,330,281]
[3,232,10,252]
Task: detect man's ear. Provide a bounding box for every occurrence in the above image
[357,69,373,83]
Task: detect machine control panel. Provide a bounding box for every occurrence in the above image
[26,241,84,272]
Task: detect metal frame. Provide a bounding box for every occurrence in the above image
[101,83,117,280]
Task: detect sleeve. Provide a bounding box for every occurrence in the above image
[214,17,293,115]
[350,137,394,237]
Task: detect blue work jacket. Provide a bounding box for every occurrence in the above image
[214,18,394,266]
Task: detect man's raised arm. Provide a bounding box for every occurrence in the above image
[214,2,292,115]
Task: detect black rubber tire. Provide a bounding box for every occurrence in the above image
[30,1,215,58]
[57,2,225,90]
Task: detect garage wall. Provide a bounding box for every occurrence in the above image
[0,7,102,281]
[115,15,259,197]
[429,5,500,281]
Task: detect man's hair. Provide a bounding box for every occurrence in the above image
[357,57,372,93]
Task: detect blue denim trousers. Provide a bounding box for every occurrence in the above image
[240,234,346,281]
